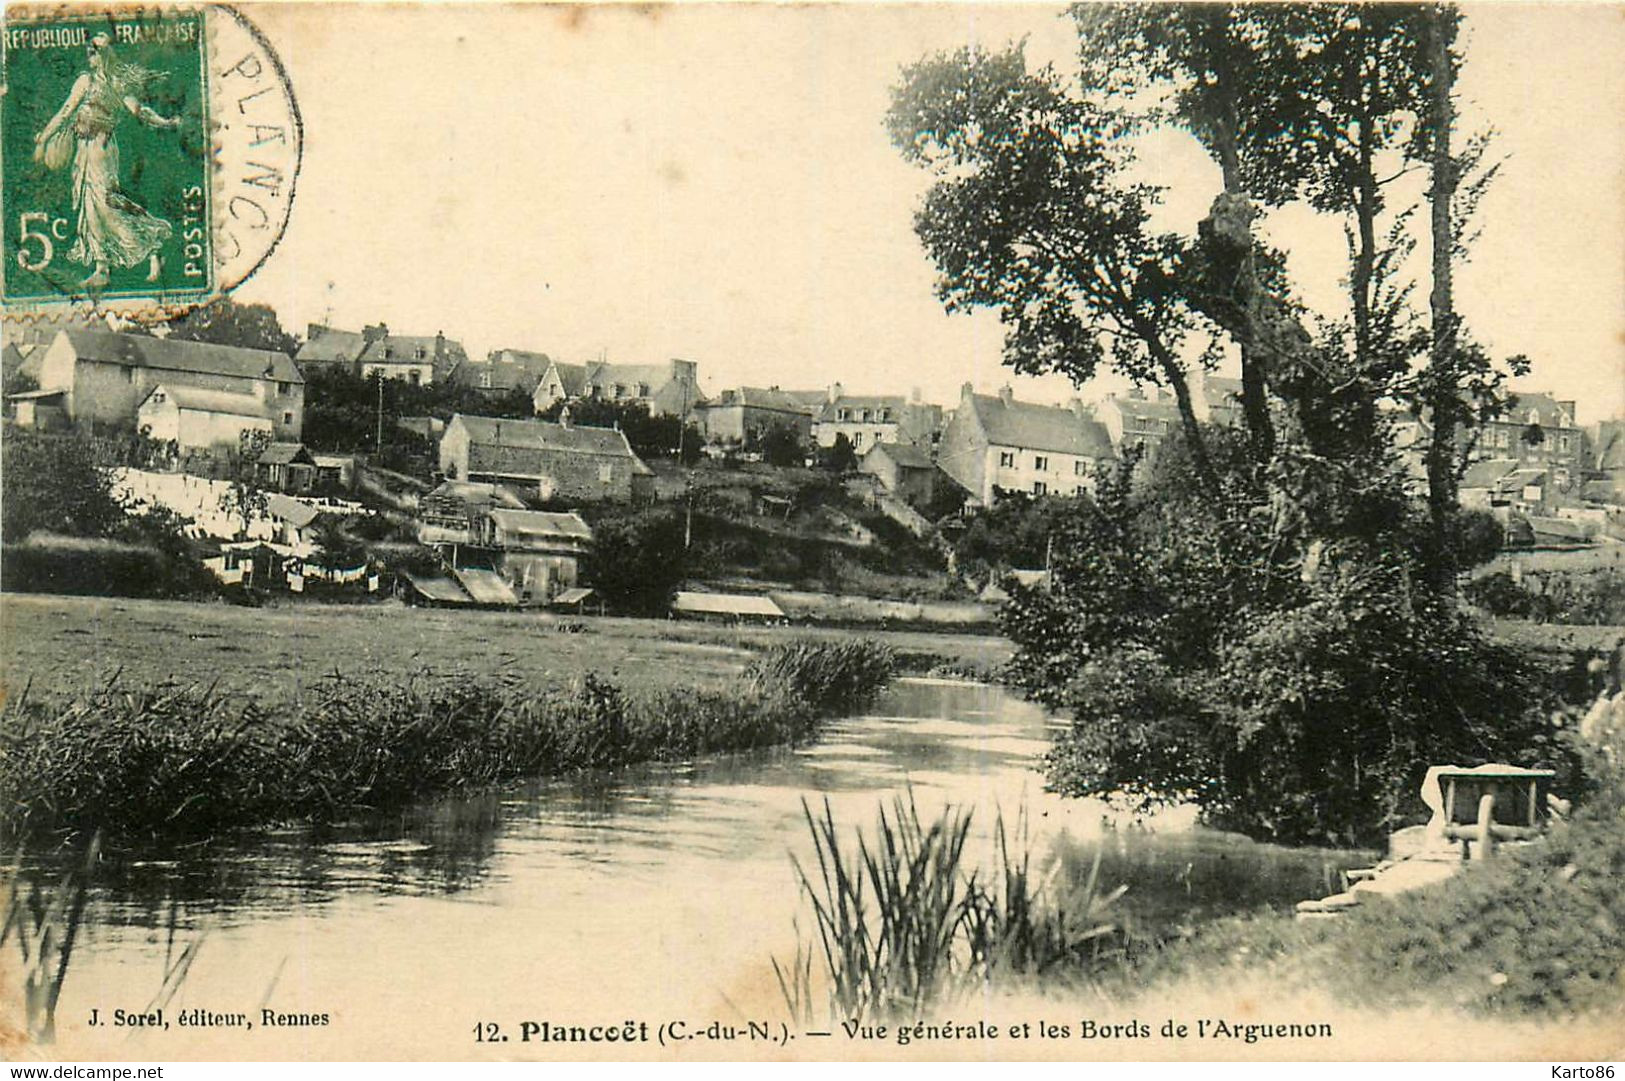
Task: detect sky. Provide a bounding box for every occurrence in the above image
[237,2,1625,423]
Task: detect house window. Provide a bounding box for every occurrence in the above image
[282,411,294,425]
[384,346,394,359]
[837,409,849,421]
[599,463,614,483]
[1033,455,1049,471]
[409,370,421,386]
[878,408,891,421]
[277,381,292,396]
[998,450,1015,468]
[1033,481,1048,495]
[638,383,650,397]
[415,346,427,360]
[1074,460,1087,476]
[480,372,492,389]
[859,409,871,422]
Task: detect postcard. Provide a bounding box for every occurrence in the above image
[1,1,1622,1067]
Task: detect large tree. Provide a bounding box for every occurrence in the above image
[161,298,299,355]
[887,46,1221,491]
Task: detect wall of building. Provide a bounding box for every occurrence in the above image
[935,408,988,505]
[361,362,435,386]
[984,444,1098,498]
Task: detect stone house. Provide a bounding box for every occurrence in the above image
[297,323,469,386]
[937,384,1116,505]
[136,383,276,451]
[453,348,556,397]
[859,441,941,508]
[531,359,591,412]
[30,328,303,440]
[1095,389,1183,461]
[699,386,817,446]
[438,413,655,503]
[812,385,943,453]
[581,358,704,418]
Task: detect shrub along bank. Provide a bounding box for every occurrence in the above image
[0,639,895,842]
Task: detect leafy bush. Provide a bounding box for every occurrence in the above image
[1465,569,1625,626]
[1007,445,1562,847]
[580,507,688,614]
[1,427,128,541]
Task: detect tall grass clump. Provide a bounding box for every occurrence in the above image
[745,638,895,714]
[775,796,1125,1024]
[0,641,895,842]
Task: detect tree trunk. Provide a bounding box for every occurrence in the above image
[1205,8,1276,469]
[1423,5,1460,596]
[1146,336,1220,495]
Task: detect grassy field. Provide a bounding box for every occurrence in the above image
[0,592,1011,703]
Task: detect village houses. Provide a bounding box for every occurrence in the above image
[415,480,593,604]
[451,348,556,397]
[859,440,942,509]
[16,328,303,447]
[937,384,1116,506]
[1095,389,1184,461]
[698,385,821,446]
[438,412,655,503]
[296,323,470,386]
[813,385,943,453]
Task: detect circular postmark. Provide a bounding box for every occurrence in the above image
[0,3,300,323]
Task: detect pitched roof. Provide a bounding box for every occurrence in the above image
[867,441,935,469]
[585,361,685,395]
[453,414,654,474]
[547,361,590,397]
[708,386,817,413]
[65,328,301,384]
[1100,393,1183,423]
[295,326,366,365]
[1503,390,1575,429]
[488,508,594,540]
[265,493,320,528]
[1461,458,1520,489]
[257,441,312,465]
[470,349,556,392]
[1594,421,1625,471]
[672,591,785,618]
[967,394,1116,458]
[817,394,907,422]
[140,382,270,420]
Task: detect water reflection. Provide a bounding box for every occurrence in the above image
[17,678,1371,1056]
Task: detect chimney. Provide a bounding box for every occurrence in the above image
[362,322,388,345]
[911,386,922,403]
[306,323,327,341]
[960,382,975,403]
[1069,397,1087,418]
[435,330,446,360]
[998,384,1014,406]
[828,382,844,404]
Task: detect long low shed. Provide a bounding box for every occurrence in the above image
[670,591,785,621]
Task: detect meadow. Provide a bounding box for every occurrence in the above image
[0,592,1011,703]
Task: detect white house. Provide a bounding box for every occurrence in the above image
[936,384,1116,505]
[137,383,274,450]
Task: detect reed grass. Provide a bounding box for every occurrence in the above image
[0,834,97,1042]
[776,797,1127,1023]
[0,639,895,842]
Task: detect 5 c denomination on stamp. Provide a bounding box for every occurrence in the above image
[1,4,299,317]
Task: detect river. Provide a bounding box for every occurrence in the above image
[19,678,1370,1059]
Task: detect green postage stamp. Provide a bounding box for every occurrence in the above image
[1,5,299,314]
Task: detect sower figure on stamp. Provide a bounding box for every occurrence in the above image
[33,32,182,291]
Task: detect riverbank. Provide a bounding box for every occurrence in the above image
[0,592,1010,702]
[0,639,896,841]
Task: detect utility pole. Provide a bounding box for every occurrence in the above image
[375,372,384,451]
